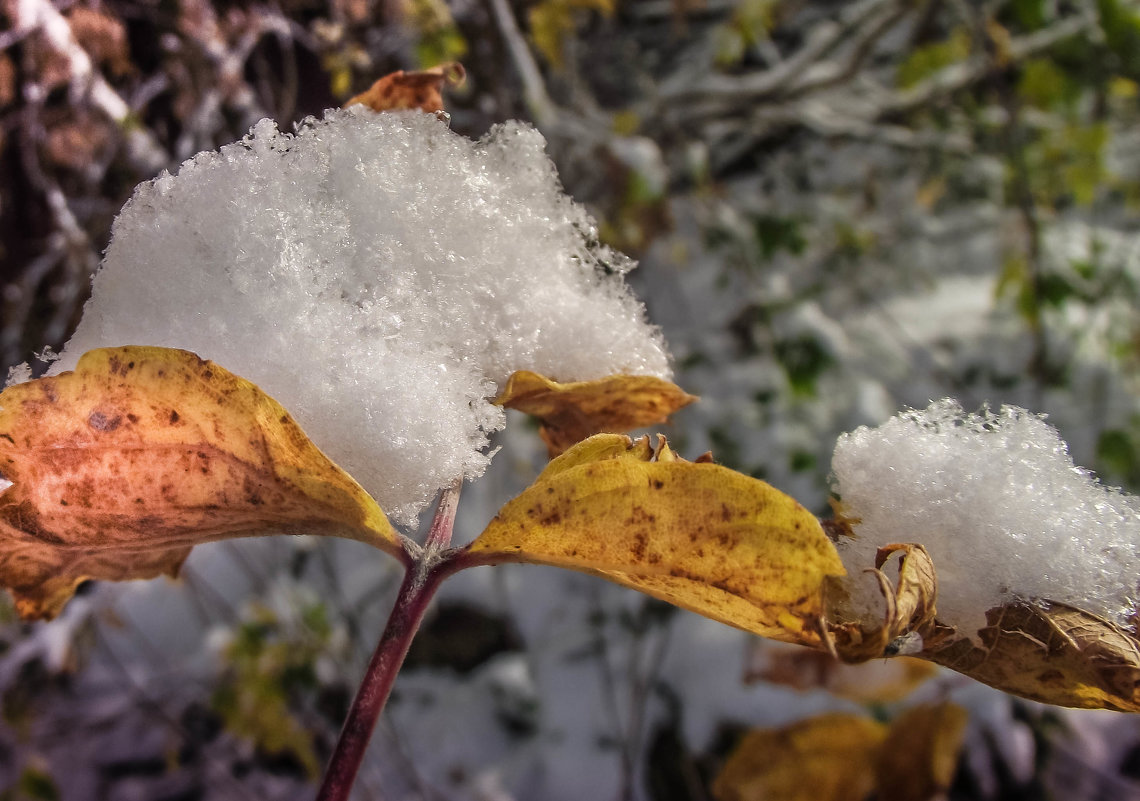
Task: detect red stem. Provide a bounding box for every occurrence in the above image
[315,481,461,801]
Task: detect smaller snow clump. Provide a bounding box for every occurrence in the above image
[50,107,670,526]
[831,399,1140,638]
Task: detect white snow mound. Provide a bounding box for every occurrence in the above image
[50,108,670,526]
[831,399,1140,638]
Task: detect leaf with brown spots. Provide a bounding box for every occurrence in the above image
[464,433,845,647]
[495,370,697,457]
[345,62,465,113]
[0,346,398,620]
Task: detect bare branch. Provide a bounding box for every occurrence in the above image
[485,0,558,126]
[882,10,1096,116]
[659,0,903,104]
[672,7,1097,172]
[12,0,169,174]
[783,1,912,98]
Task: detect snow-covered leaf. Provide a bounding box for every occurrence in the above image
[922,601,1140,713]
[826,400,1140,711]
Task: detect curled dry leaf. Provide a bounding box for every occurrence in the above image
[466,433,844,647]
[828,543,939,663]
[826,536,1140,712]
[0,346,398,620]
[345,62,466,113]
[712,704,968,801]
[495,370,697,457]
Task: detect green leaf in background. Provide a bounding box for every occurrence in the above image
[212,601,338,780]
[896,28,971,89]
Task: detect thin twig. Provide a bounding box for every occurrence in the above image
[883,11,1095,116]
[660,0,900,103]
[91,623,262,801]
[484,0,557,126]
[315,481,462,801]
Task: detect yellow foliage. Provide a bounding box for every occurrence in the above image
[875,703,969,801]
[713,704,968,801]
[467,433,845,647]
[713,714,887,801]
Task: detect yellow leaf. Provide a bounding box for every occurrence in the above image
[0,346,398,620]
[495,370,697,457]
[714,705,968,801]
[345,62,465,113]
[875,703,968,801]
[713,713,887,801]
[466,433,844,647]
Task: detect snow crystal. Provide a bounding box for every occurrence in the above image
[831,399,1140,638]
[51,108,670,526]
[5,362,31,386]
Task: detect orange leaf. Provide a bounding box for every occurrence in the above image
[345,62,466,113]
[495,370,697,457]
[0,346,398,620]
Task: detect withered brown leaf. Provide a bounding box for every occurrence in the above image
[345,62,466,113]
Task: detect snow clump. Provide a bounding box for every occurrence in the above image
[831,399,1140,639]
[49,107,671,526]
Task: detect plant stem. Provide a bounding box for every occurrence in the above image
[315,481,461,801]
